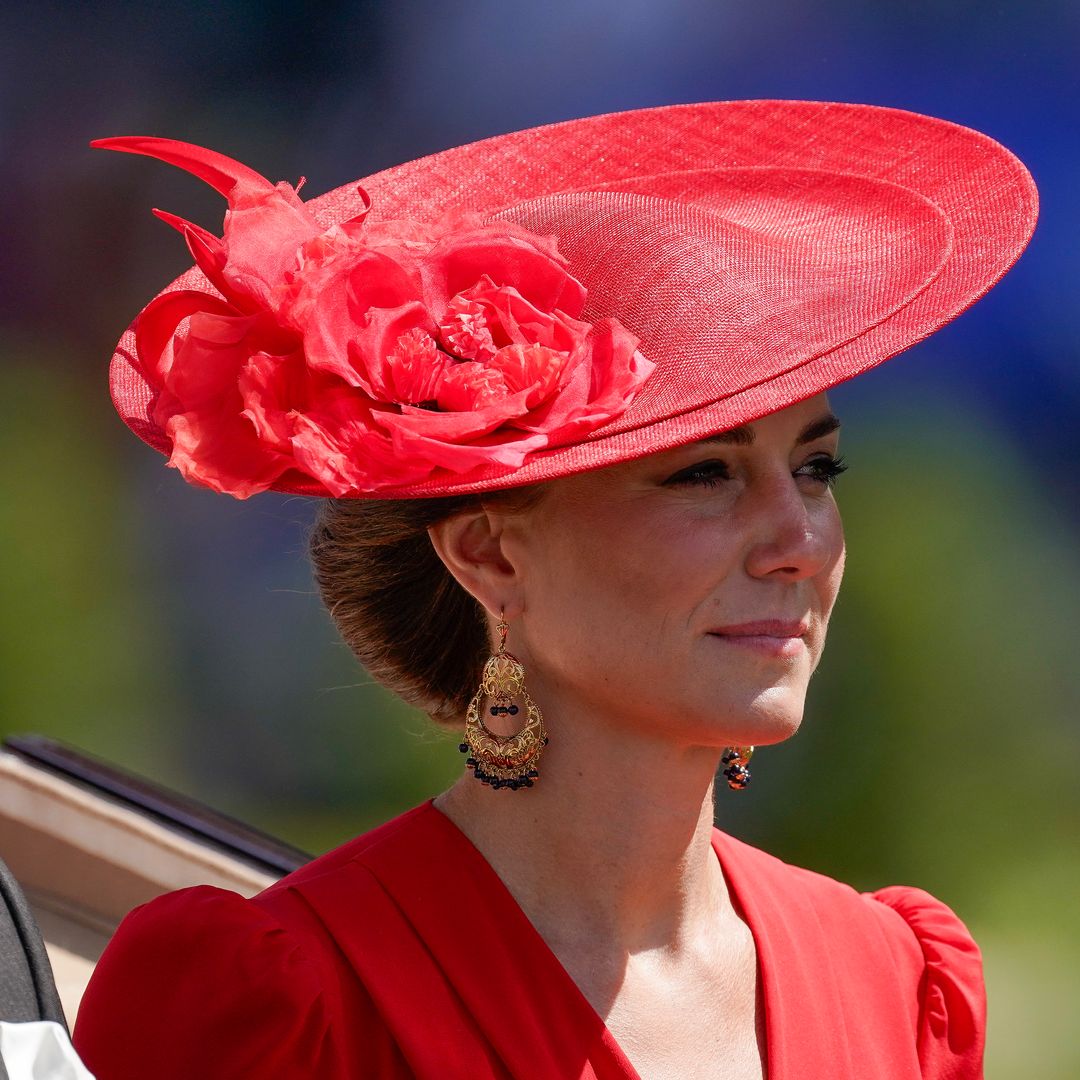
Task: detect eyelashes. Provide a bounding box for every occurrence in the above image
[799,454,848,487]
[664,455,848,490]
[664,460,731,488]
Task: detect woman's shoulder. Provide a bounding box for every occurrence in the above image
[73,883,330,1078]
[721,833,984,980]
[865,884,985,1078]
[716,830,985,1079]
[259,797,437,897]
[73,879,371,1078]
[72,804,440,1079]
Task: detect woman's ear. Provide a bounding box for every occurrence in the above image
[428,510,524,621]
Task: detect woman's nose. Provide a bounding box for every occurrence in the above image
[742,479,840,581]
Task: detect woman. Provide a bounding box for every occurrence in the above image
[73,101,1036,1078]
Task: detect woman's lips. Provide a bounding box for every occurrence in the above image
[707,620,809,657]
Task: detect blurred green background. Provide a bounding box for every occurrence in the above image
[2,2,1077,1075]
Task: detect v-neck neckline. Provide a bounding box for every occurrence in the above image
[421,800,780,1080]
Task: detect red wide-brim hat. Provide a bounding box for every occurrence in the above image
[97,100,1037,499]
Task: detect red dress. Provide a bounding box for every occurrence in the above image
[73,800,984,1079]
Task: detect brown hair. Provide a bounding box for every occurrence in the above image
[309,488,542,728]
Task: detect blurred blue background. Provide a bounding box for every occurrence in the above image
[1,2,1077,1074]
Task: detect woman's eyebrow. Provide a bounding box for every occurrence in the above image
[698,413,841,447]
[795,413,842,444]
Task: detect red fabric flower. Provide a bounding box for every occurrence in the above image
[103,139,653,497]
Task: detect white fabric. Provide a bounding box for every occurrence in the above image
[0,1023,94,1080]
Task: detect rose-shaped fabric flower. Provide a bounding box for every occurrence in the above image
[93,137,654,498]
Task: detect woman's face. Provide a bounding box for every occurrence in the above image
[499,393,846,749]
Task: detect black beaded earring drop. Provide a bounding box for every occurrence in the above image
[721,746,754,790]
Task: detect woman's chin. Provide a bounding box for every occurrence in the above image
[698,687,807,748]
[746,712,804,747]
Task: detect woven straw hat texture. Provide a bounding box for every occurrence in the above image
[106,99,1038,497]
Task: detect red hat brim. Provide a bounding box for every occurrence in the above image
[106,100,1037,497]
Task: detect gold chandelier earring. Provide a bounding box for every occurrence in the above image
[721,746,754,790]
[458,616,548,791]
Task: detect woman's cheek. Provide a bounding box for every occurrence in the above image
[814,540,846,653]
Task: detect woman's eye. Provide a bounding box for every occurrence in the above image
[797,454,848,488]
[664,455,848,490]
[664,460,731,488]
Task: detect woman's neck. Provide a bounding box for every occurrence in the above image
[433,706,731,960]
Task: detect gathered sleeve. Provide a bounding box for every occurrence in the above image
[867,885,986,1080]
[72,886,342,1080]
